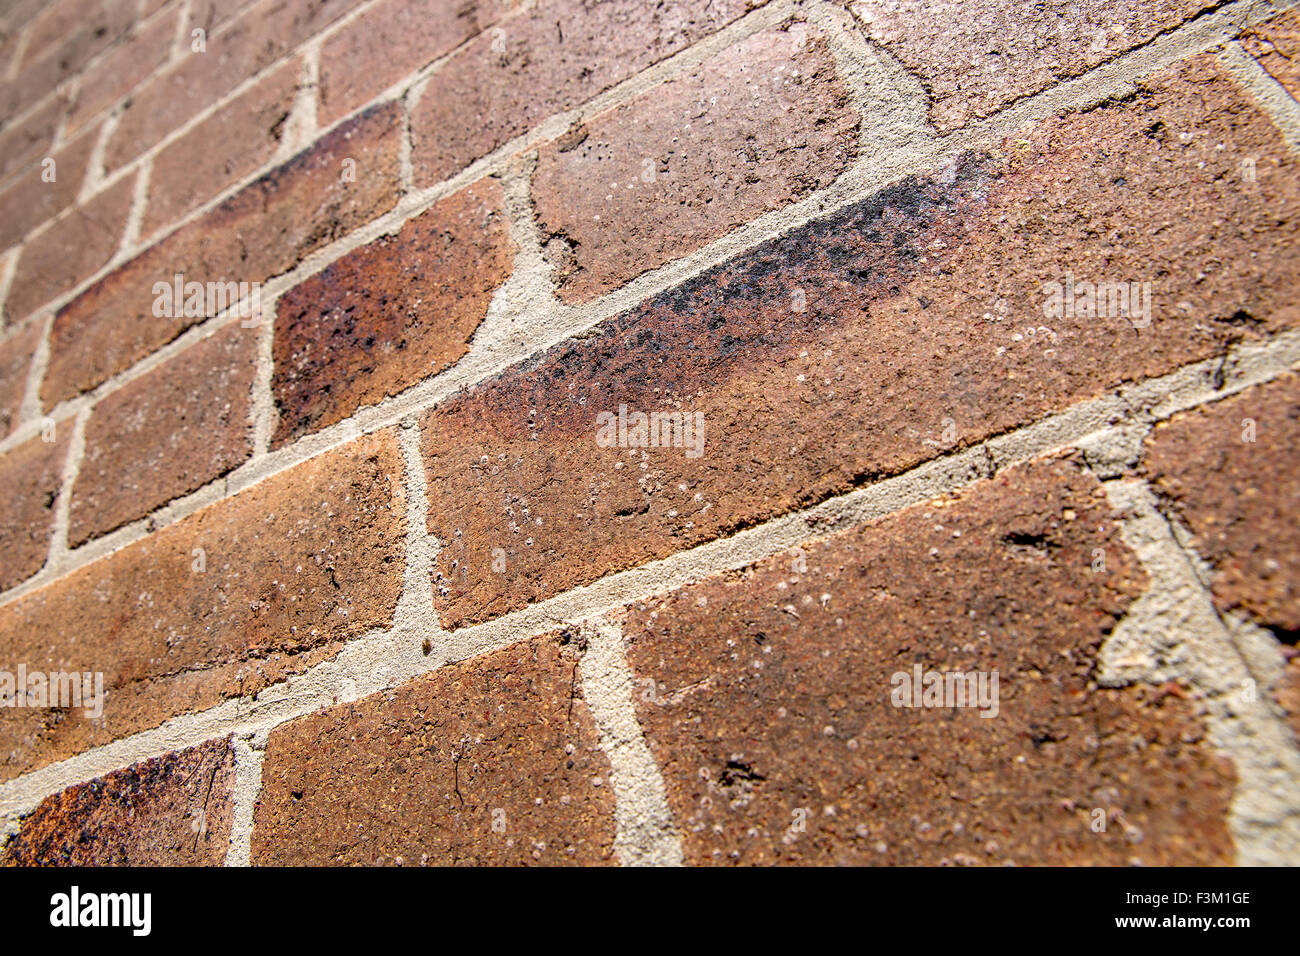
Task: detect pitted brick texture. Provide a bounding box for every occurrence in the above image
[621,457,1235,865]
[273,178,515,446]
[0,424,71,591]
[0,431,406,781]
[1241,9,1300,99]
[1,738,237,866]
[420,56,1300,628]
[251,632,617,865]
[533,19,859,303]
[70,322,259,546]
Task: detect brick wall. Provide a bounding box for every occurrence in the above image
[0,0,1298,866]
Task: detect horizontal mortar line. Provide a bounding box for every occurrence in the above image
[0,0,1276,394]
[0,0,1290,578]
[0,0,798,325]
[1,329,1298,816]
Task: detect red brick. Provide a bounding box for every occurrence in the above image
[0,425,71,592]
[411,0,766,186]
[622,456,1235,865]
[104,0,360,172]
[1,739,236,866]
[319,0,507,127]
[1241,9,1300,100]
[534,20,857,304]
[141,55,300,239]
[45,101,403,406]
[187,0,260,35]
[273,178,515,447]
[251,632,616,865]
[21,0,135,69]
[1143,374,1300,632]
[66,5,183,136]
[0,430,406,781]
[70,322,259,546]
[0,128,96,253]
[846,0,1209,133]
[5,171,134,324]
[0,321,40,437]
[0,97,61,183]
[419,55,1300,628]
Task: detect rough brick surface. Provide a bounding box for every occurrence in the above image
[1241,9,1300,99]
[141,55,301,239]
[0,431,406,781]
[251,632,617,865]
[622,457,1235,865]
[421,56,1300,627]
[0,129,95,253]
[5,171,134,323]
[319,0,507,126]
[1143,374,1300,633]
[70,322,259,546]
[533,20,859,303]
[411,0,765,185]
[0,321,40,437]
[273,178,515,446]
[0,425,71,591]
[846,0,1208,132]
[2,739,237,866]
[45,102,402,406]
[65,5,182,136]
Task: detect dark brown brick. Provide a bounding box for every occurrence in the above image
[846,0,1208,132]
[411,0,766,186]
[622,456,1235,865]
[0,321,40,437]
[2,738,236,866]
[533,19,858,304]
[1241,9,1300,100]
[70,322,259,546]
[318,0,507,127]
[66,5,184,137]
[251,632,616,865]
[0,430,406,782]
[142,55,300,239]
[273,178,515,447]
[45,101,402,406]
[104,0,360,172]
[0,127,96,253]
[5,171,134,323]
[419,55,1300,628]
[1143,373,1300,633]
[0,424,71,592]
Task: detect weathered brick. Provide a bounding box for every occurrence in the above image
[0,430,406,781]
[70,322,259,546]
[846,0,1208,132]
[411,0,766,186]
[1241,9,1300,100]
[2,739,236,866]
[0,127,96,253]
[273,178,515,447]
[0,424,71,592]
[1143,373,1300,634]
[141,55,300,239]
[622,456,1235,865]
[66,5,183,136]
[251,632,616,865]
[5,171,134,323]
[22,0,135,69]
[104,0,359,172]
[319,0,507,127]
[0,321,40,437]
[45,102,402,406]
[533,20,858,304]
[0,97,61,182]
[419,55,1300,628]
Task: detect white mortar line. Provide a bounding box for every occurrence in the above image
[3,333,1298,819]
[1100,479,1300,865]
[577,618,684,866]
[223,731,265,867]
